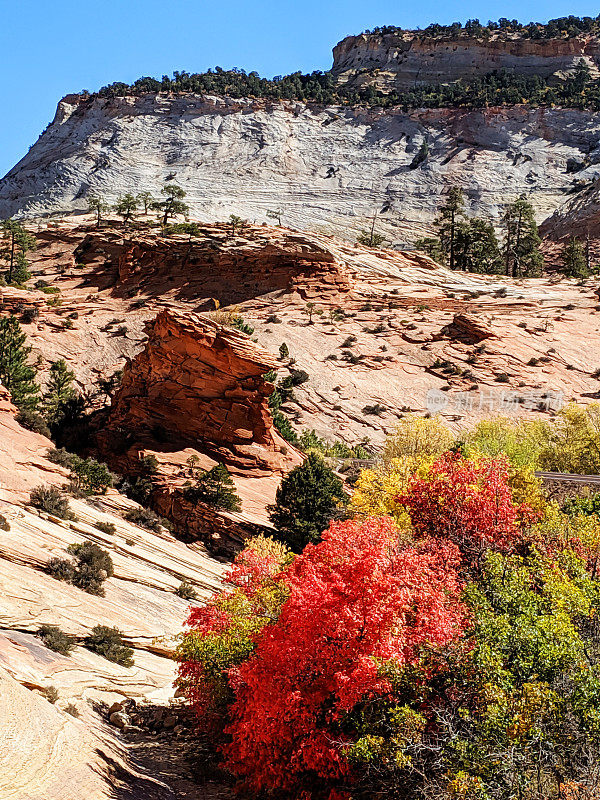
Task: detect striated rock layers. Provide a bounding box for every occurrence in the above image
[96,308,301,552]
[332,31,600,90]
[100,308,293,472]
[3,93,600,242]
[74,224,352,305]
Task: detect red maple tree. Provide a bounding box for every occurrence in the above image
[222,517,465,797]
[398,452,537,560]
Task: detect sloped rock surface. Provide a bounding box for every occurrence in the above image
[2,94,600,241]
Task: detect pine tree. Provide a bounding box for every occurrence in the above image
[156,184,189,225]
[42,359,77,428]
[1,220,36,284]
[434,186,466,269]
[183,463,242,512]
[9,252,32,285]
[114,193,138,225]
[268,452,347,552]
[503,195,544,277]
[136,191,154,214]
[0,316,39,410]
[87,195,109,227]
[561,236,589,278]
[454,218,503,273]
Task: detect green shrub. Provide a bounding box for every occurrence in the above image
[37,624,76,656]
[47,541,114,596]
[95,520,117,535]
[47,449,115,495]
[16,410,50,437]
[29,486,76,520]
[124,506,164,531]
[183,463,242,512]
[175,580,199,600]
[85,625,134,667]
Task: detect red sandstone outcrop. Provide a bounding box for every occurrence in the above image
[74,225,353,306]
[100,308,298,473]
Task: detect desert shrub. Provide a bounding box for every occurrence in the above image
[47,541,114,596]
[47,449,114,495]
[37,624,76,656]
[175,580,199,600]
[29,485,75,520]
[95,520,117,535]
[40,685,59,703]
[64,703,80,717]
[268,452,347,551]
[362,403,386,416]
[183,463,241,512]
[16,409,50,437]
[124,506,164,531]
[84,625,134,667]
[0,513,9,531]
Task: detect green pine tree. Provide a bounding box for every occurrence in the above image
[42,359,76,428]
[9,252,32,285]
[1,220,36,284]
[183,463,242,512]
[503,195,544,277]
[561,236,589,278]
[434,186,466,269]
[267,452,347,552]
[114,193,139,225]
[0,316,39,410]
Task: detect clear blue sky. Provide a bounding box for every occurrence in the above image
[1,0,599,178]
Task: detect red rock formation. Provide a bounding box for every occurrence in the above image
[74,225,353,305]
[100,308,297,474]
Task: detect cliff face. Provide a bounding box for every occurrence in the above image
[332,32,600,90]
[100,308,295,473]
[3,94,600,242]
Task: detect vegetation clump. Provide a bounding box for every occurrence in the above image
[47,541,114,596]
[268,452,347,551]
[37,624,76,656]
[183,463,242,512]
[84,625,134,667]
[30,485,75,520]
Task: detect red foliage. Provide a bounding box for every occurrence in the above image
[398,452,537,560]
[222,517,465,797]
[177,537,288,728]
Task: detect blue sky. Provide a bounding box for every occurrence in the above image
[1,0,599,178]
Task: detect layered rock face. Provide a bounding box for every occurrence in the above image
[75,224,352,304]
[3,94,600,242]
[332,31,600,90]
[100,308,295,472]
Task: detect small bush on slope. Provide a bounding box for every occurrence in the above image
[46,540,114,597]
[37,624,76,656]
[85,625,134,667]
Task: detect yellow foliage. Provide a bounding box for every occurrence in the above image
[382,417,453,464]
[350,457,431,526]
[538,403,600,474]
